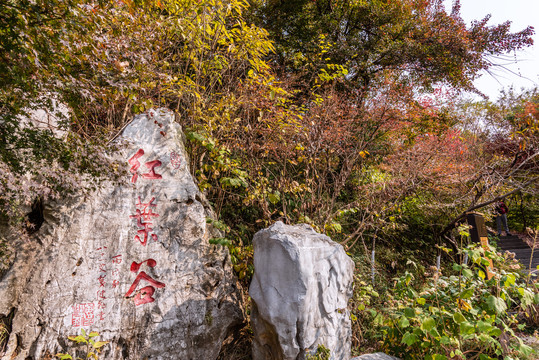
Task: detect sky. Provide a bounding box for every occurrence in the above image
[443,0,539,101]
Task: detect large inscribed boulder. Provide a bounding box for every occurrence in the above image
[0,109,242,360]
[249,222,355,360]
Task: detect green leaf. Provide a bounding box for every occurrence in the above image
[460,288,474,299]
[267,192,280,204]
[476,320,492,332]
[398,316,410,328]
[459,322,475,335]
[452,264,463,271]
[518,288,534,307]
[55,354,73,360]
[433,355,447,360]
[420,317,436,331]
[519,343,533,356]
[401,332,418,346]
[452,312,466,324]
[462,268,473,279]
[404,308,415,318]
[68,335,87,344]
[88,332,99,338]
[429,328,441,339]
[504,274,516,287]
[487,295,507,314]
[416,298,426,306]
[440,336,451,345]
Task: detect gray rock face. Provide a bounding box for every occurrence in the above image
[0,109,242,360]
[352,353,400,360]
[249,222,355,360]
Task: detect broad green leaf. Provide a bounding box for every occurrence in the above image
[460,288,474,299]
[401,332,418,346]
[462,268,473,279]
[452,312,465,324]
[440,336,451,345]
[398,316,410,328]
[459,322,475,335]
[519,343,533,356]
[476,320,492,332]
[480,258,491,266]
[429,328,441,339]
[420,317,436,331]
[404,308,415,318]
[517,288,534,307]
[487,295,507,314]
[504,274,516,287]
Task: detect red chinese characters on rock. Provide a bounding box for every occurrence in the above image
[124,259,166,306]
[112,254,122,265]
[123,149,167,307]
[72,303,95,327]
[97,274,106,287]
[141,160,163,180]
[170,151,182,170]
[128,149,163,184]
[128,149,144,183]
[129,197,159,245]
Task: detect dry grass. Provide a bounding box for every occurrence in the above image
[217,326,252,360]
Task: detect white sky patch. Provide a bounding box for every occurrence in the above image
[443,0,539,100]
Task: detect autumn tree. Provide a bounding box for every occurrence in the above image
[216,0,534,248]
[438,89,539,239]
[0,0,277,226]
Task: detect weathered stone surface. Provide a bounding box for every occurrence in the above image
[249,221,355,360]
[352,353,400,360]
[0,109,243,360]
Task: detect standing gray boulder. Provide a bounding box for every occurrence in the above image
[249,221,355,360]
[0,109,242,360]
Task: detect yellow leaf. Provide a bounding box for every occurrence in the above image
[92,341,110,349]
[457,299,472,312]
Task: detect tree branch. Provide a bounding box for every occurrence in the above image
[439,179,535,238]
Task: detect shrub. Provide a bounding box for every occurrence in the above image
[377,244,539,360]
